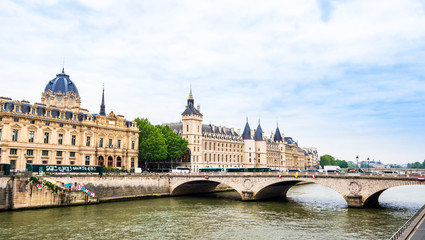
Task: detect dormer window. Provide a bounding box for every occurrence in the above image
[16,106,19,112]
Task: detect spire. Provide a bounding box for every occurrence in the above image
[62,67,65,73]
[100,86,106,116]
[274,122,283,142]
[253,121,264,141]
[187,87,194,105]
[242,118,251,139]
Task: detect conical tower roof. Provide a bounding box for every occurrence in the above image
[253,121,264,141]
[274,123,283,142]
[242,119,251,139]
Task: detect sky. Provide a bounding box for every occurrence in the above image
[0,0,424,164]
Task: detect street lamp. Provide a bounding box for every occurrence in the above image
[356,156,359,172]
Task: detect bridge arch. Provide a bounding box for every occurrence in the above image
[171,179,242,198]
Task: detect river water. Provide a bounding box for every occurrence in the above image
[1,183,424,240]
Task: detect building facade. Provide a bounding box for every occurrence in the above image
[0,69,139,171]
[166,90,318,172]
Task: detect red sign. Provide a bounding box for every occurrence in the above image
[418,176,425,181]
[204,175,209,179]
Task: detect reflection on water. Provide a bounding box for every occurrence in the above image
[1,184,424,240]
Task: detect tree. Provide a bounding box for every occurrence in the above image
[320,154,336,168]
[336,159,348,168]
[135,118,167,169]
[156,125,188,166]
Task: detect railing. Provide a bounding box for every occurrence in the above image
[388,204,425,240]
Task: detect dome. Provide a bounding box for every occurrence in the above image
[44,68,79,96]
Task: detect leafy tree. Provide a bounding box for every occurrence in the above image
[135,118,167,169]
[156,125,188,166]
[336,159,348,168]
[320,154,336,168]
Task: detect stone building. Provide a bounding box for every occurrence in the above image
[0,69,139,171]
[166,90,317,172]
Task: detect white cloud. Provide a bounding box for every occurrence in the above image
[1,0,425,164]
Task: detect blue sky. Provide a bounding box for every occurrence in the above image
[1,0,424,164]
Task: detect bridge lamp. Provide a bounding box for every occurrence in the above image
[356,156,359,172]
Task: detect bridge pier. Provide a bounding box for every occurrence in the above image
[346,195,363,208]
[241,190,255,201]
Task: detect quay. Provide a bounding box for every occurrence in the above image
[390,205,425,240]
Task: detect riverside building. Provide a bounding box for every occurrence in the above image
[0,69,139,172]
[166,90,318,172]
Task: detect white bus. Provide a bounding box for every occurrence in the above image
[172,167,191,173]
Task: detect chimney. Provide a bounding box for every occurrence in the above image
[197,105,201,112]
[237,129,241,135]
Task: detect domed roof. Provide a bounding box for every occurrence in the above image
[44,68,79,95]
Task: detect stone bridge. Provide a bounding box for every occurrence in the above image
[169,172,425,207]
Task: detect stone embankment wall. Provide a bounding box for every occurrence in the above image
[0,174,172,211]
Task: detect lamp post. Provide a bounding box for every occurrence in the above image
[274,159,277,170]
[356,156,359,172]
[367,157,370,172]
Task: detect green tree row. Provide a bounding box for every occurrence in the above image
[134,118,188,169]
[320,154,352,168]
[407,160,425,169]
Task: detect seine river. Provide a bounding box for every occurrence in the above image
[1,183,425,240]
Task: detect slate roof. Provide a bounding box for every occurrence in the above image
[274,126,283,142]
[181,89,202,116]
[284,137,295,144]
[253,123,264,141]
[242,121,251,139]
[44,68,79,96]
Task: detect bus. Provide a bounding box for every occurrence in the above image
[199,168,224,173]
[226,168,245,173]
[171,167,191,173]
[246,168,271,172]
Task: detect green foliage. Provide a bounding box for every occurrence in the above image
[134,118,188,163]
[335,160,348,168]
[156,125,188,161]
[135,118,167,161]
[320,154,336,168]
[407,160,425,169]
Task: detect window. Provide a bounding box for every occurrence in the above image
[60,113,64,119]
[117,140,121,149]
[86,136,91,146]
[131,158,135,168]
[47,111,50,117]
[99,138,103,147]
[70,161,75,165]
[14,118,19,122]
[71,135,76,146]
[44,132,49,143]
[30,120,35,124]
[58,134,63,145]
[57,161,61,165]
[26,149,34,156]
[109,139,113,147]
[0,129,2,140]
[72,125,76,129]
[85,156,90,165]
[57,151,62,157]
[73,115,76,121]
[131,141,135,150]
[42,161,47,164]
[70,152,75,157]
[59,123,63,127]
[87,127,91,130]
[12,129,18,141]
[16,106,19,112]
[42,150,48,156]
[31,109,35,115]
[45,122,50,126]
[186,125,189,132]
[10,149,17,155]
